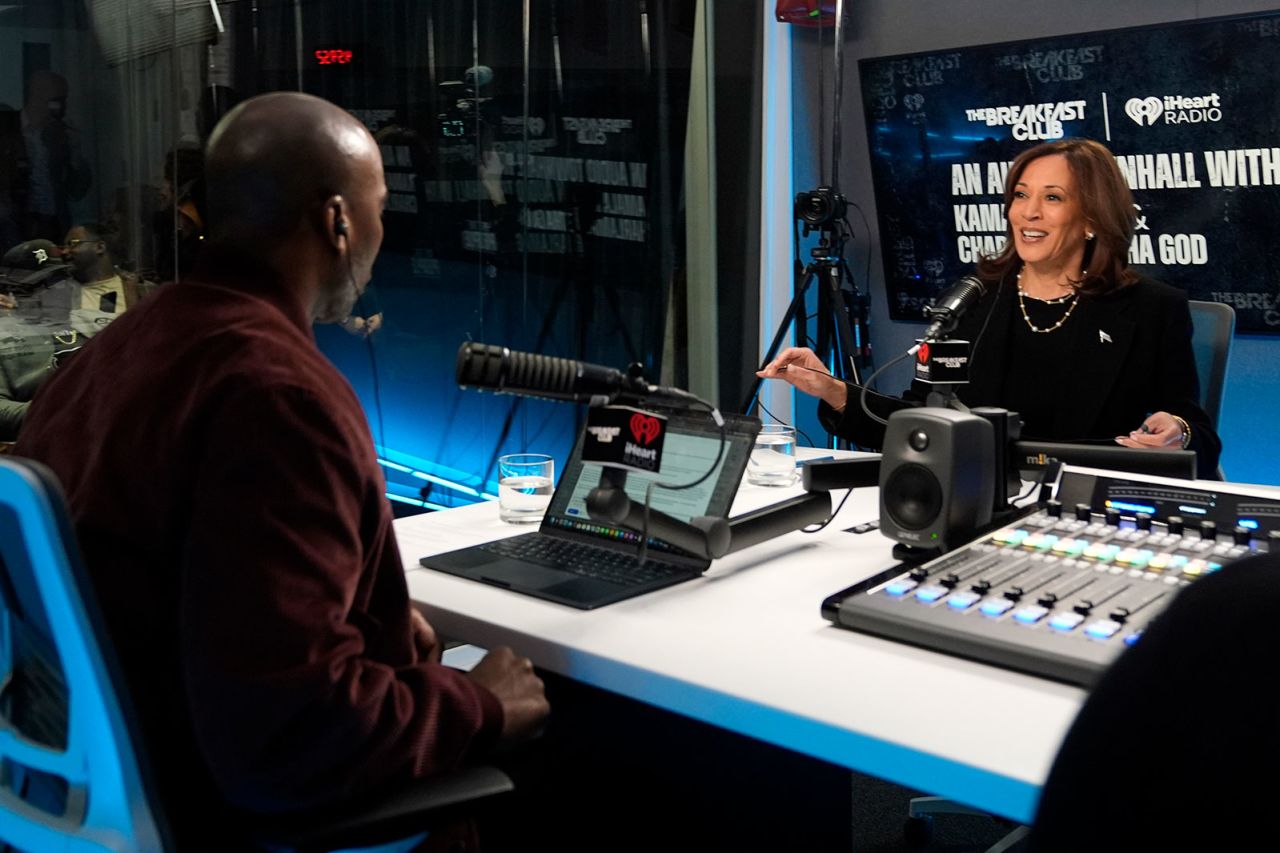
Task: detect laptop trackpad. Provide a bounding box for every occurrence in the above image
[480,561,570,590]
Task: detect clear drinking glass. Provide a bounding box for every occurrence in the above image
[747,424,798,486]
[498,454,555,523]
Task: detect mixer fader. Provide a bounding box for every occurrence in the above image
[823,466,1280,686]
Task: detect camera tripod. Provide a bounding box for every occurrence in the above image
[742,0,871,418]
[741,212,871,415]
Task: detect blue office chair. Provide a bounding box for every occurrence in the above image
[1187,300,1234,479]
[0,456,512,852]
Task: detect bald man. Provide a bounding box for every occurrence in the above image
[15,93,547,843]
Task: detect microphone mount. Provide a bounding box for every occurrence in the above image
[584,457,881,561]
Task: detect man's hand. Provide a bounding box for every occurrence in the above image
[465,646,549,746]
[409,608,442,664]
[0,294,15,310]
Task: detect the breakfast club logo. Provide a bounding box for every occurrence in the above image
[963,100,1085,141]
[1124,93,1222,126]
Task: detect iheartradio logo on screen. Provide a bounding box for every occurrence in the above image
[1124,93,1222,126]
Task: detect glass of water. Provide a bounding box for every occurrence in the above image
[747,424,798,487]
[498,453,555,523]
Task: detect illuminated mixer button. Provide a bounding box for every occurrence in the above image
[1124,629,1144,647]
[1084,619,1123,640]
[1052,538,1087,557]
[980,598,1015,617]
[991,528,1026,546]
[883,579,918,597]
[1182,560,1209,578]
[1207,561,1224,574]
[947,592,981,611]
[915,585,949,603]
[1084,543,1122,562]
[1114,548,1141,565]
[1013,605,1050,625]
[1147,553,1173,571]
[1049,612,1085,632]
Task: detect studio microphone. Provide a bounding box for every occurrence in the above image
[457,342,674,404]
[922,275,986,340]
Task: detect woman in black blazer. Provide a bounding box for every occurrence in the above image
[759,138,1221,478]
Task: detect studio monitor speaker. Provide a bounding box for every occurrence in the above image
[879,407,995,553]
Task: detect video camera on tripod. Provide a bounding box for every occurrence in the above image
[745,0,871,425]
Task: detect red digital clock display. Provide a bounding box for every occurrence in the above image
[314,49,354,66]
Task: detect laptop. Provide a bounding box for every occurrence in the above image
[420,409,761,609]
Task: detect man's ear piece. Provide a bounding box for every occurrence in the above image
[335,219,348,237]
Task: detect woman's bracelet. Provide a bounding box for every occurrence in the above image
[1170,414,1192,449]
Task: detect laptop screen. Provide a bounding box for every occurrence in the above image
[541,409,760,556]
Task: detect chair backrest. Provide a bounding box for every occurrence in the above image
[1187,300,1234,429]
[0,457,169,852]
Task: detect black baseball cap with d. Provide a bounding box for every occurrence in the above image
[0,240,72,290]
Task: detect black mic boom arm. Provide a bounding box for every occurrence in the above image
[584,467,836,561]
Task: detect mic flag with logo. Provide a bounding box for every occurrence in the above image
[582,405,667,473]
[913,339,971,385]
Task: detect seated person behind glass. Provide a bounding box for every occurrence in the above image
[758,137,1222,479]
[0,232,126,439]
[64,222,137,313]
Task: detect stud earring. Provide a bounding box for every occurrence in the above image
[1085,231,1096,241]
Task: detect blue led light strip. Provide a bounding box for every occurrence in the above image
[377,457,498,501]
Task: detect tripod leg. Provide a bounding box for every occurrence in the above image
[823,262,862,387]
[741,264,818,414]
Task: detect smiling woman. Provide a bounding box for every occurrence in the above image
[758,137,1224,479]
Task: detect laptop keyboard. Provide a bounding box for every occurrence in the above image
[481,535,690,587]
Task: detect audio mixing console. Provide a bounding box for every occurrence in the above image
[823,466,1280,686]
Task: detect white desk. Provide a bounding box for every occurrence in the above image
[399,452,1086,824]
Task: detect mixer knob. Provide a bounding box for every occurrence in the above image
[1074,503,1093,522]
[1199,520,1218,541]
[1234,526,1253,546]
[1046,500,1063,519]
[1166,515,1185,536]
[1135,513,1153,531]
[1104,508,1121,526]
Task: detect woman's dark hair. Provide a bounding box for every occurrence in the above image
[976,137,1138,295]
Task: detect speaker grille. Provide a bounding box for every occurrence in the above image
[883,463,943,531]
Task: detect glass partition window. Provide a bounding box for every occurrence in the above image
[0,1,697,510]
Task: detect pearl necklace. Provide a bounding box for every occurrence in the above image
[1016,268,1082,334]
